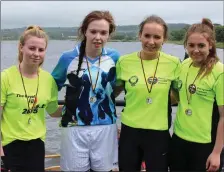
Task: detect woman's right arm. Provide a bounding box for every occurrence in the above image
[51,53,69,91]
[0,106,4,156]
[1,71,9,157]
[0,142,4,156]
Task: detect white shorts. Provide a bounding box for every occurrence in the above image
[60,124,118,171]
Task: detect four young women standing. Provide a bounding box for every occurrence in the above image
[1,12,223,172]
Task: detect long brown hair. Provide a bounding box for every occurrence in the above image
[76,10,116,76]
[18,25,48,66]
[184,18,219,78]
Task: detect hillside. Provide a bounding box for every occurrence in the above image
[1,23,190,40]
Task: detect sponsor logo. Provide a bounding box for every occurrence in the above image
[128,76,138,86]
[172,79,182,90]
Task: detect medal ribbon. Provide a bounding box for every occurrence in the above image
[185,62,201,105]
[140,51,160,95]
[86,55,101,94]
[19,64,39,122]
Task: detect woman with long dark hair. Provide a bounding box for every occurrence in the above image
[52,11,120,171]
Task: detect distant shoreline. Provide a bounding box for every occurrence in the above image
[166,40,224,49]
[1,39,223,49]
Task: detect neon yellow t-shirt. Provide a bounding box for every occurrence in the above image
[174,58,224,143]
[116,51,181,130]
[1,65,58,146]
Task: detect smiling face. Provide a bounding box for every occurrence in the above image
[139,22,165,56]
[20,36,46,66]
[85,19,110,53]
[186,33,212,65]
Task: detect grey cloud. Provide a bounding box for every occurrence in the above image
[1,1,223,29]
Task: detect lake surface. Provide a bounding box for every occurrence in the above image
[1,41,223,167]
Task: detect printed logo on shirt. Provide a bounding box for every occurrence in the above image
[22,104,46,114]
[172,79,182,91]
[157,77,169,84]
[196,87,211,96]
[128,76,138,86]
[16,94,46,114]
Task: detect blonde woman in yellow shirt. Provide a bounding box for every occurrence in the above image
[1,26,62,171]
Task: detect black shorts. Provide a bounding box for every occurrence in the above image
[119,123,170,171]
[2,138,45,172]
[169,133,224,172]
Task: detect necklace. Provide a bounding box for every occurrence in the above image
[19,64,39,124]
[139,51,160,104]
[86,55,101,103]
[185,62,200,116]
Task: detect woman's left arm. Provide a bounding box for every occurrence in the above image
[206,105,224,172]
[47,76,63,118]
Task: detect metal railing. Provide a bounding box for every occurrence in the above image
[58,100,126,106]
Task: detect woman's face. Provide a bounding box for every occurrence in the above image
[139,22,165,55]
[186,33,211,65]
[20,36,46,66]
[85,19,110,52]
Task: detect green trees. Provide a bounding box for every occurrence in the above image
[1,24,223,43]
[111,32,137,41]
[169,25,223,43]
[215,26,224,42]
[170,29,185,41]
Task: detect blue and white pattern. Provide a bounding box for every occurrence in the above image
[52,44,120,126]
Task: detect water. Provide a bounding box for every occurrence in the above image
[1,41,223,168]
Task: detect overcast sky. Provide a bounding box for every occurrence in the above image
[1,1,223,29]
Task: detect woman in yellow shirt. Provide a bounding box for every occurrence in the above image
[1,26,62,171]
[170,18,224,172]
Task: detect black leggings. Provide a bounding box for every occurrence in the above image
[119,123,170,171]
[2,138,45,172]
[169,133,223,172]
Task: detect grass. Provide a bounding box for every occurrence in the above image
[216,42,224,49]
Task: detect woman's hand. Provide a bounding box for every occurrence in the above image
[0,144,4,156]
[206,152,220,172]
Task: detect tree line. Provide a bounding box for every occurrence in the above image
[2,24,223,43]
[169,24,224,42]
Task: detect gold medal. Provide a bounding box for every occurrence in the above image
[89,96,97,103]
